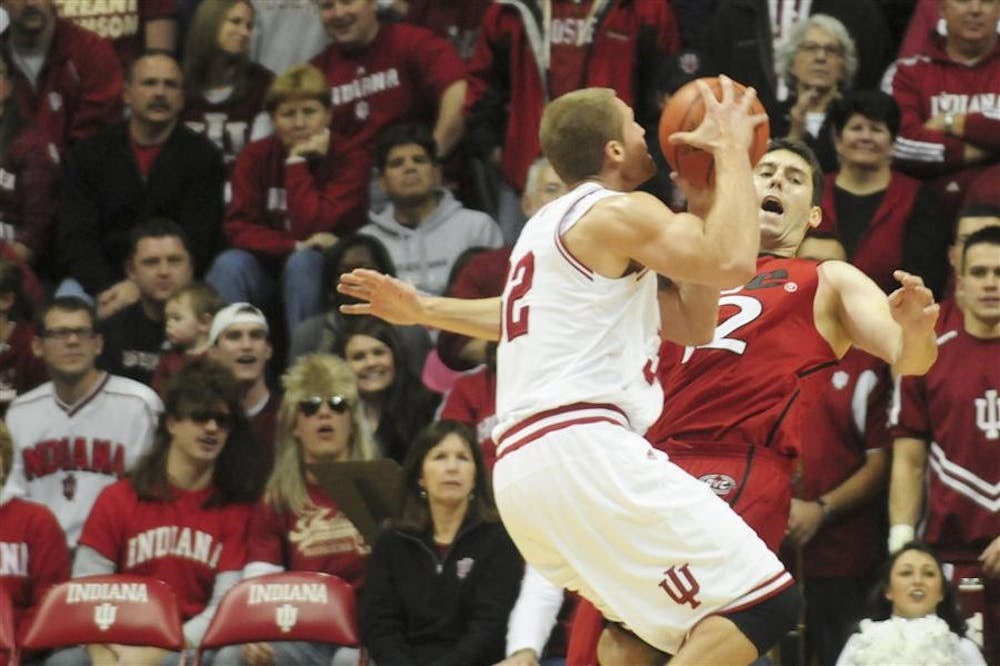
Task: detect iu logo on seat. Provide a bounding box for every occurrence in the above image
[276,603,299,633]
[94,602,118,631]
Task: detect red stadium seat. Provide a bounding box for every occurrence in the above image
[196,571,360,664]
[20,574,184,653]
[0,588,16,665]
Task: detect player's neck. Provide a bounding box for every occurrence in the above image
[53,368,104,406]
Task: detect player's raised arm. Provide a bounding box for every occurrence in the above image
[814,262,939,376]
[338,269,502,341]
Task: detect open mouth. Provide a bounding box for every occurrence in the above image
[761,196,784,214]
[236,355,257,365]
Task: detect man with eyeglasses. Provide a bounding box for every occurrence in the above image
[208,302,279,484]
[0,296,162,548]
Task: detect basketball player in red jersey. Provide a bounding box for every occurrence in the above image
[570,138,941,664]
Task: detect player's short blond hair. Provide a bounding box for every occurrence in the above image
[265,63,330,114]
[539,87,624,186]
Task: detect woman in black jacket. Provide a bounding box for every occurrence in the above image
[361,421,523,666]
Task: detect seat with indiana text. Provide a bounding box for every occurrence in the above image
[196,571,360,663]
[20,574,184,653]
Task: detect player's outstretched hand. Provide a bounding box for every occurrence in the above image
[668,75,767,157]
[887,270,939,335]
[338,268,425,325]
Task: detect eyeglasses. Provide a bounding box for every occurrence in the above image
[298,395,351,416]
[797,42,844,58]
[41,327,96,341]
[186,409,234,429]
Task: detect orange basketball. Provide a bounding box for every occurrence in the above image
[658,77,770,189]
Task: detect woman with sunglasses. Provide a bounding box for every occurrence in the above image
[68,358,264,666]
[361,420,522,666]
[215,353,376,666]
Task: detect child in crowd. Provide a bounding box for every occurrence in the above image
[152,282,225,395]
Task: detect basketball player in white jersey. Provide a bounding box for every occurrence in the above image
[339,78,800,664]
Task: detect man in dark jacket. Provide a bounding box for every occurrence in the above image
[54,50,224,320]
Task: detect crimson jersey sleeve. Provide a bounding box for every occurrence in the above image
[890,373,931,440]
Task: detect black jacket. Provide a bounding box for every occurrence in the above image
[360,515,523,666]
[55,122,225,293]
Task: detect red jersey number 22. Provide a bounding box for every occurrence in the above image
[505,252,534,341]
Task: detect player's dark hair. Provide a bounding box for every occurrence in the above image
[0,258,32,323]
[827,90,901,138]
[35,296,96,335]
[765,138,825,205]
[127,217,193,261]
[374,123,438,172]
[394,420,498,534]
[860,541,966,636]
[131,358,266,506]
[962,225,1000,270]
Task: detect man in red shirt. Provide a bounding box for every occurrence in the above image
[0,0,123,153]
[889,225,1000,665]
[310,0,466,159]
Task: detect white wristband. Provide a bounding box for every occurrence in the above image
[888,524,916,553]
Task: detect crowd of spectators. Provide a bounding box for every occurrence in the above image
[0,0,997,665]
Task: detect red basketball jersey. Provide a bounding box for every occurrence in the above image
[891,329,1000,552]
[649,256,838,457]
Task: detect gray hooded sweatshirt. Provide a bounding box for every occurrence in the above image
[360,188,503,295]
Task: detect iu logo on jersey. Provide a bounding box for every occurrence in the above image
[975,389,999,440]
[659,564,701,609]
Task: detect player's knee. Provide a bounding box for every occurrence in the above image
[724,584,803,656]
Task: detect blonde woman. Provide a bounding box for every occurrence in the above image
[216,353,375,666]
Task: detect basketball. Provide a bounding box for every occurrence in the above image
[658,77,770,189]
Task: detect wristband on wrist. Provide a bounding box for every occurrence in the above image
[888,524,916,553]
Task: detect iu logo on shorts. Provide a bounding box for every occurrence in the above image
[659,564,701,609]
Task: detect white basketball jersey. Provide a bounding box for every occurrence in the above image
[495,182,663,439]
[1,373,162,546]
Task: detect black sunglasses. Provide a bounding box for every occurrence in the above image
[187,409,234,428]
[298,395,351,416]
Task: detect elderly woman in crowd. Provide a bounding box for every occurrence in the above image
[361,420,522,666]
[215,353,374,666]
[773,14,858,172]
[798,90,949,297]
[181,0,274,169]
[836,542,986,665]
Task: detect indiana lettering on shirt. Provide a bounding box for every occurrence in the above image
[0,542,29,577]
[55,0,141,40]
[22,437,127,481]
[329,68,401,107]
[930,93,999,116]
[125,525,223,569]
